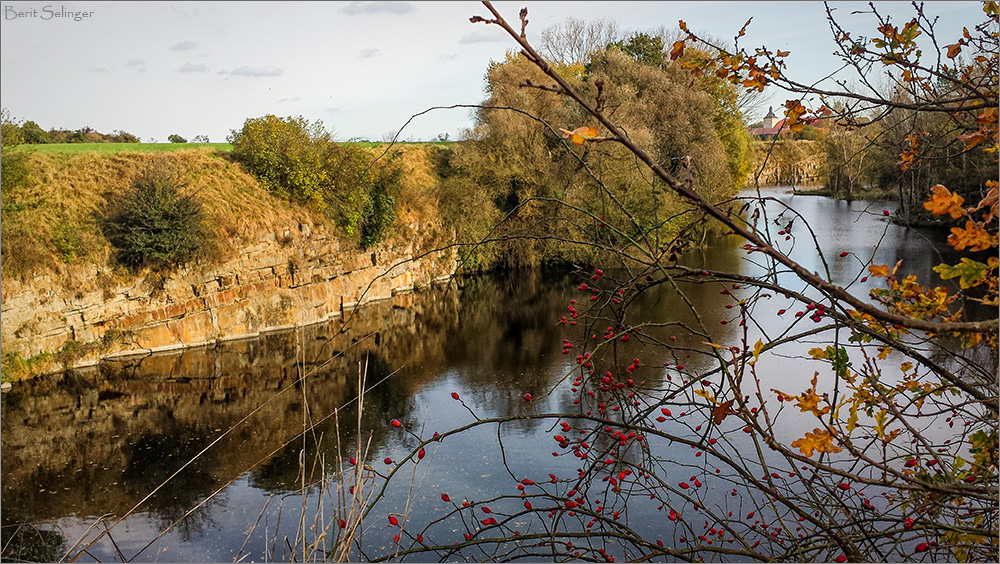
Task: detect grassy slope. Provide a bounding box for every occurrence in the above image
[0,143,450,283]
[21,140,456,154]
[27,142,233,154]
[0,147,315,284]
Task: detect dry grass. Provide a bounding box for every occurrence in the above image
[1,148,314,285]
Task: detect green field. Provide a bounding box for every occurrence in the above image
[22,142,233,154]
[14,141,454,154]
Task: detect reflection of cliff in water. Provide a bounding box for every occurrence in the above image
[0,285,461,540]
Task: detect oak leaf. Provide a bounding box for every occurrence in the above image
[791,428,844,457]
[559,126,599,146]
[670,40,685,61]
[948,221,997,252]
[923,185,966,219]
[933,258,994,289]
[712,400,735,425]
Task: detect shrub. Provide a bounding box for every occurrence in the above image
[229,114,400,240]
[360,157,403,248]
[167,134,187,143]
[103,161,206,268]
[20,120,49,144]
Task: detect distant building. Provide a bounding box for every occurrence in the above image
[749,105,821,139]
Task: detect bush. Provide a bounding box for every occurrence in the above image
[360,157,403,248]
[103,162,206,268]
[167,134,187,143]
[229,114,401,240]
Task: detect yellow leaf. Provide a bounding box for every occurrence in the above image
[869,264,890,278]
[948,221,997,252]
[923,184,966,219]
[693,389,716,403]
[750,339,764,366]
[791,428,844,457]
[559,126,599,146]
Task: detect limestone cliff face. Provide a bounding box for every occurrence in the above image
[0,220,458,369]
[749,139,825,186]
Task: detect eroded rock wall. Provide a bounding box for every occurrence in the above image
[1,221,458,368]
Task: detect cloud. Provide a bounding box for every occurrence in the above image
[87,67,110,73]
[439,53,459,61]
[223,65,283,77]
[340,1,411,16]
[279,97,302,103]
[458,29,507,44]
[359,48,381,58]
[169,40,198,51]
[123,59,145,67]
[178,62,207,73]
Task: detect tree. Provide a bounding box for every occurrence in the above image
[102,161,206,268]
[19,121,49,144]
[167,134,187,143]
[538,16,622,66]
[342,3,996,562]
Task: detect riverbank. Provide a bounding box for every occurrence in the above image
[0,146,459,381]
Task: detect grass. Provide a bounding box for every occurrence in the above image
[0,149,314,284]
[24,143,233,154]
[19,141,457,154]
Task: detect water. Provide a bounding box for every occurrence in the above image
[1,188,979,562]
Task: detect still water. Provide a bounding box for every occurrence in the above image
[0,188,969,562]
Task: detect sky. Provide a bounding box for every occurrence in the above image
[0,1,985,143]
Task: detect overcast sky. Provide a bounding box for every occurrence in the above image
[0,1,983,143]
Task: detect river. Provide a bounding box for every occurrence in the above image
[0,187,976,562]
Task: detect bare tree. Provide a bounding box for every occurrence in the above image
[538,16,622,65]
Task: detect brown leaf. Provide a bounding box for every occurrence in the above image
[670,40,685,61]
[712,400,735,425]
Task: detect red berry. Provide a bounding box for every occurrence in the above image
[384,457,393,465]
[391,419,402,428]
[915,543,928,552]
[441,493,451,502]
[418,448,425,459]
[388,515,399,526]
[838,483,850,490]
[451,392,460,400]
[834,556,847,563]
[523,393,532,401]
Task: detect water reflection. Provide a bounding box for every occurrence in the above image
[1,188,976,562]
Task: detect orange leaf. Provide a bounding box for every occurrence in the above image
[559,126,599,146]
[712,400,735,425]
[922,184,966,219]
[946,43,962,58]
[670,40,685,60]
[791,428,843,457]
[869,264,890,278]
[948,221,997,252]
